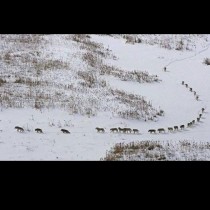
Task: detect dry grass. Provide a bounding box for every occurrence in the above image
[101,140,210,161]
[100,64,160,83]
[204,58,210,65]
[0,78,6,87]
[0,34,160,120]
[33,59,69,71]
[120,34,209,51]
[109,88,159,120]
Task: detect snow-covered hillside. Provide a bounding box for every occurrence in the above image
[118,34,209,51]
[0,34,210,160]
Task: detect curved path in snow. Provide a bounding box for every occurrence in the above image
[160,41,210,133]
[166,42,210,67]
[91,35,210,138]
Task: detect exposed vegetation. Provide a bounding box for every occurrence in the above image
[121,34,209,51]
[204,58,210,65]
[102,140,210,161]
[0,34,160,120]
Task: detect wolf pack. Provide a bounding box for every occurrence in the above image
[12,106,206,136]
[182,81,199,101]
[14,127,71,134]
[95,127,139,134]
[94,108,205,136]
[146,79,206,134]
[11,80,207,136]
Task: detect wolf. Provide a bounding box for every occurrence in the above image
[110,128,118,133]
[133,129,139,134]
[61,129,70,134]
[118,127,126,133]
[95,127,105,132]
[15,126,24,132]
[174,126,178,131]
[157,128,165,133]
[35,128,43,133]
[124,128,132,133]
[180,125,185,130]
[168,127,173,132]
[187,122,192,127]
[148,129,156,134]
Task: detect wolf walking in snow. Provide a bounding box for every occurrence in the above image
[133,129,139,134]
[15,126,24,132]
[148,129,156,134]
[95,127,105,133]
[61,129,70,134]
[158,128,165,133]
[124,128,132,133]
[118,127,126,133]
[187,122,192,127]
[168,127,173,132]
[174,126,178,131]
[35,128,43,133]
[110,128,118,133]
[180,125,185,130]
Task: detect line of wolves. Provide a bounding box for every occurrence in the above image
[149,81,206,134]
[13,108,205,135]
[14,127,71,134]
[182,81,199,101]
[148,107,205,134]
[96,127,139,134]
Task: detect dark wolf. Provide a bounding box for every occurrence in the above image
[168,127,173,132]
[35,128,43,133]
[148,129,156,134]
[157,128,165,133]
[95,127,105,132]
[110,128,118,133]
[15,126,24,132]
[61,129,70,134]
[124,128,132,133]
[118,127,126,133]
[174,126,178,131]
[180,125,185,130]
[133,129,139,134]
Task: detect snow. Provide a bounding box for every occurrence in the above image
[0,34,210,160]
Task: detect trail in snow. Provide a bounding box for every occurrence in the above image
[90,35,210,138]
[162,37,210,129]
[165,41,210,67]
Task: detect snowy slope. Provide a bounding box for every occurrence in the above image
[0,34,210,160]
